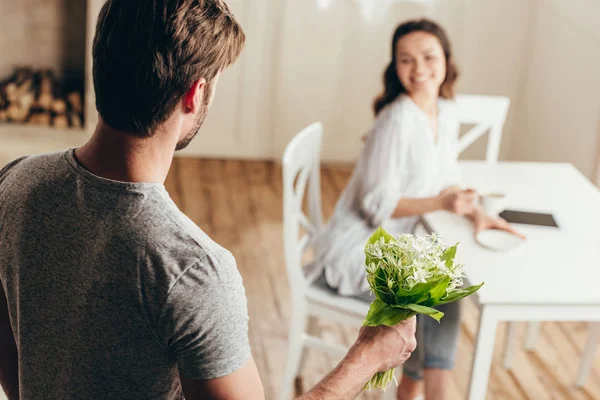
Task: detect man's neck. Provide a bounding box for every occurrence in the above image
[74,119,177,184]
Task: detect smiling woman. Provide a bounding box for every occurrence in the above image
[311,17,522,400]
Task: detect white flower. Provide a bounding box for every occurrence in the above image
[365,231,467,293]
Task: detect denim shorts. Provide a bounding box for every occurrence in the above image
[357,291,462,380]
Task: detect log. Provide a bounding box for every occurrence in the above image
[1,68,32,103]
[52,114,69,129]
[69,112,82,129]
[66,91,82,113]
[6,91,35,123]
[8,75,33,103]
[28,111,51,126]
[5,82,17,101]
[7,104,29,122]
[19,92,35,111]
[51,99,67,114]
[36,70,54,110]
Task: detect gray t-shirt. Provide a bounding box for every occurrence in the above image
[0,150,250,399]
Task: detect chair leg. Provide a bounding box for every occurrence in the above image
[298,315,320,373]
[576,322,600,388]
[293,315,320,396]
[279,299,308,400]
[503,322,518,369]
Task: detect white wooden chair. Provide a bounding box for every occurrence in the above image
[455,94,510,163]
[280,122,396,400]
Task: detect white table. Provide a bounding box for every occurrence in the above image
[422,161,600,400]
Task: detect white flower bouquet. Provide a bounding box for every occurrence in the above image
[363,227,484,391]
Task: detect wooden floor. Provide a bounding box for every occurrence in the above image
[162,157,600,400]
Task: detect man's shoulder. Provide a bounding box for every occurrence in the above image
[0,155,28,180]
[0,151,65,183]
[135,204,239,284]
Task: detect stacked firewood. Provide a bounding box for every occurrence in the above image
[0,67,84,129]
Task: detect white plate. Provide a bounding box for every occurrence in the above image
[476,229,525,252]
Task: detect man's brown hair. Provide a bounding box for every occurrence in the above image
[92,0,245,136]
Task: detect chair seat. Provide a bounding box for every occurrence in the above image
[305,273,371,318]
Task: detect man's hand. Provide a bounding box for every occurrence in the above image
[350,317,417,373]
[298,317,417,399]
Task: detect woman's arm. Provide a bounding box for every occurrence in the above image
[391,187,477,219]
[391,196,443,218]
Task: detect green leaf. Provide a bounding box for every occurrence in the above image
[396,281,433,304]
[368,268,396,304]
[393,276,450,306]
[366,226,394,246]
[425,276,451,305]
[395,303,445,322]
[441,244,458,267]
[363,298,415,327]
[433,282,485,306]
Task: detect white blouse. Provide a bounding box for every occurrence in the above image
[313,94,461,296]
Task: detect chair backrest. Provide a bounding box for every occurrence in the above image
[282,122,324,293]
[456,94,510,163]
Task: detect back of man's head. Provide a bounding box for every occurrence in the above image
[92,0,245,137]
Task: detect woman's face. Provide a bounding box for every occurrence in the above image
[395,31,446,98]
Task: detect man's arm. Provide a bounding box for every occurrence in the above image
[297,346,376,399]
[180,356,265,400]
[180,318,417,400]
[0,280,19,400]
[299,320,417,399]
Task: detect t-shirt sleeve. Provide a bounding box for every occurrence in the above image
[158,252,251,380]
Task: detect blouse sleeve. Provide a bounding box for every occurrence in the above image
[358,104,411,227]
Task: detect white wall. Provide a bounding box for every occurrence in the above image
[179,0,281,159]
[507,0,600,180]
[271,0,533,162]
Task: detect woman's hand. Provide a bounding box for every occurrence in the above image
[439,187,477,215]
[473,211,526,239]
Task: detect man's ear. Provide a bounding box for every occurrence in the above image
[183,78,207,114]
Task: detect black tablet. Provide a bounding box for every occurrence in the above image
[499,210,559,228]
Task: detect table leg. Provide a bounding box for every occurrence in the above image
[503,322,518,369]
[525,321,541,351]
[576,322,600,387]
[468,305,498,400]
